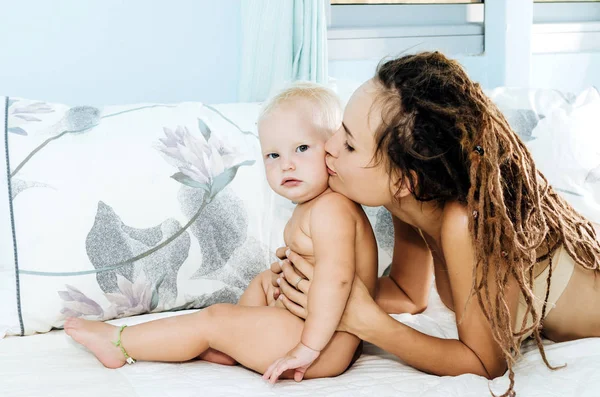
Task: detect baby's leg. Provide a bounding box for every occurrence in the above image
[65,303,359,379]
[199,270,272,365]
[238,269,271,306]
[201,304,360,379]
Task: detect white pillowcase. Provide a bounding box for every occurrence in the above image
[526,87,600,224]
[487,86,600,224]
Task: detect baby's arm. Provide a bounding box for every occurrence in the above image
[301,194,356,351]
[263,193,357,383]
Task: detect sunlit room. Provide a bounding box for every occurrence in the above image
[1,1,599,396]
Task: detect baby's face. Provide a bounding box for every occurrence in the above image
[258,101,329,203]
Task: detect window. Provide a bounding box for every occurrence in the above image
[330,0,598,3]
[532,1,600,53]
[330,1,481,3]
[535,0,599,3]
[327,0,600,60]
[327,1,485,60]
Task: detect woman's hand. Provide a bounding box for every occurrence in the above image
[269,247,289,301]
[336,276,380,335]
[274,249,314,319]
[278,249,381,336]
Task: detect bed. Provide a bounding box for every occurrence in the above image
[2,88,599,397]
[2,288,600,397]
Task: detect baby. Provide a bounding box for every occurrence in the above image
[64,82,378,383]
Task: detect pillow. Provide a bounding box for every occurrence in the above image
[486,87,576,142]
[526,87,600,224]
[5,86,595,338]
[487,87,600,223]
[1,97,276,336]
[1,98,20,338]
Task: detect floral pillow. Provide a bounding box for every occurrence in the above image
[1,97,275,337]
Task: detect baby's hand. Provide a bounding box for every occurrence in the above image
[262,342,320,384]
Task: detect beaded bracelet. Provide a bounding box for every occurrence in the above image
[112,325,136,364]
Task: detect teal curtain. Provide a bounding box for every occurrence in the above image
[239,0,328,102]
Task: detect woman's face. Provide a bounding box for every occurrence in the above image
[325,80,396,207]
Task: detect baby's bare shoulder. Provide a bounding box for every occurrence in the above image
[311,191,361,215]
[307,193,364,233]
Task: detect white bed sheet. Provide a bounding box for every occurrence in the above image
[2,287,599,397]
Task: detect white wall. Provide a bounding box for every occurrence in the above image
[0,0,241,105]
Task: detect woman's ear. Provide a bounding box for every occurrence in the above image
[390,170,415,199]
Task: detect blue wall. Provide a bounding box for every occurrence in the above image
[531,53,600,93]
[0,1,597,105]
[0,0,241,105]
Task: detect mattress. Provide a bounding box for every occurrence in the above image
[2,286,599,397]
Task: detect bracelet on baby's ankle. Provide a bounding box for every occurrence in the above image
[112,325,136,364]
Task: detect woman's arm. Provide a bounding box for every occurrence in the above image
[376,216,433,314]
[279,266,498,378]
[273,215,434,315]
[279,206,512,379]
[347,205,513,379]
[271,215,433,315]
[355,305,492,377]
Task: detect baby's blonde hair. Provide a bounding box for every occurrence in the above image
[259,81,342,136]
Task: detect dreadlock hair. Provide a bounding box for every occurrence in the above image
[372,51,600,397]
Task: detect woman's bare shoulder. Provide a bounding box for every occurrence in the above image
[440,201,471,249]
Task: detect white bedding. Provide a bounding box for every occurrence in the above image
[2,96,600,396]
[2,286,599,397]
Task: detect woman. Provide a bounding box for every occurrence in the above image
[270,52,600,396]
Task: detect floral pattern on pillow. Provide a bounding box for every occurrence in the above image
[3,98,269,334]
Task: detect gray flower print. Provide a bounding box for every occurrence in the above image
[58,271,164,321]
[586,165,600,184]
[105,272,163,317]
[7,100,55,135]
[86,201,190,305]
[156,124,254,199]
[59,285,104,319]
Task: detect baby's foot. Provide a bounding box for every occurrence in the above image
[64,317,127,369]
